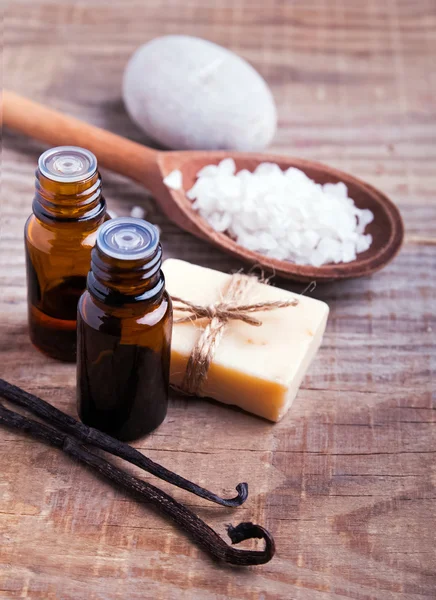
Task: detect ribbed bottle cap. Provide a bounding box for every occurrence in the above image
[96,217,160,261]
[38,146,97,183]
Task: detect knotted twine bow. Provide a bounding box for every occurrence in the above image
[171,274,312,396]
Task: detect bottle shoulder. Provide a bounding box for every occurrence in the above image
[25,212,108,253]
[78,290,172,334]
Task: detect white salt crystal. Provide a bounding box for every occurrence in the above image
[301,230,320,250]
[163,169,183,190]
[323,181,348,199]
[218,158,236,175]
[309,249,327,268]
[197,164,220,178]
[237,232,262,251]
[130,205,146,219]
[341,241,357,263]
[216,175,241,198]
[207,212,232,232]
[317,237,342,263]
[186,161,374,266]
[356,209,374,234]
[236,169,252,181]
[258,231,279,251]
[284,168,312,191]
[356,233,372,253]
[288,231,302,249]
[254,162,283,177]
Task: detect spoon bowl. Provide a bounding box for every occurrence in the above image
[4,91,404,282]
[158,151,404,281]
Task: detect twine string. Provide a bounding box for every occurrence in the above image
[171,274,306,396]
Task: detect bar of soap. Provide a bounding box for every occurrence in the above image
[163,259,329,422]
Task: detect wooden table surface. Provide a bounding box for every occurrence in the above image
[1,1,435,599]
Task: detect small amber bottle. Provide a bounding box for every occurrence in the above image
[25,146,108,361]
[77,217,172,441]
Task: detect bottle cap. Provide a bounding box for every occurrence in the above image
[96,217,160,261]
[38,146,98,183]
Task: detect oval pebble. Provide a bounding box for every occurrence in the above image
[122,35,277,151]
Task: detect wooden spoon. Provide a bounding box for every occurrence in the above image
[3,90,404,282]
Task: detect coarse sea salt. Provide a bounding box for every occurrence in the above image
[164,159,374,267]
[163,169,183,190]
[130,205,146,219]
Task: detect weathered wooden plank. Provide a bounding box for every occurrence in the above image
[1,0,435,598]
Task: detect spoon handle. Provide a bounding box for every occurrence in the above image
[3,90,159,184]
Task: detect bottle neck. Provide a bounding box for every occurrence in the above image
[33,170,106,223]
[87,243,165,306]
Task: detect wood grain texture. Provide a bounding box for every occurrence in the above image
[1,0,435,599]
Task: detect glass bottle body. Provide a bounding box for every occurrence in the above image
[77,218,172,441]
[25,158,108,362]
[77,290,172,441]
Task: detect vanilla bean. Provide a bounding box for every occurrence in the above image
[0,402,275,565]
[0,379,247,507]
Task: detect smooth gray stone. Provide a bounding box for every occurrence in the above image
[123,35,277,151]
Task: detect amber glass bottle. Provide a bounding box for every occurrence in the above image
[25,146,108,362]
[77,217,172,441]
